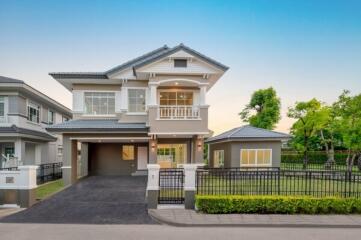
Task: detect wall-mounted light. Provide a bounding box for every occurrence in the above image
[197,138,202,151]
[151,141,156,152]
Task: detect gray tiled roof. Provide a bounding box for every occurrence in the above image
[133,43,229,71]
[206,125,291,143]
[0,125,56,141]
[49,43,228,79]
[0,76,24,83]
[46,119,149,133]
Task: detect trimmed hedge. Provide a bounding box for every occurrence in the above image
[195,195,361,214]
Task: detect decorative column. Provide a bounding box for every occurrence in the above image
[80,142,89,177]
[199,85,207,106]
[61,136,78,186]
[148,82,159,106]
[147,164,160,209]
[192,135,204,164]
[14,139,25,165]
[183,164,198,209]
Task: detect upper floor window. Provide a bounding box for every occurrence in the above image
[159,91,193,106]
[128,89,146,113]
[84,92,115,115]
[174,59,187,68]
[27,102,40,123]
[48,110,54,125]
[0,97,5,119]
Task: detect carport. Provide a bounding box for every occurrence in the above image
[46,120,151,185]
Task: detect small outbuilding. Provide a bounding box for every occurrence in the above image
[206,125,291,168]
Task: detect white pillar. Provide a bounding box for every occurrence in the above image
[35,144,42,165]
[18,165,38,189]
[14,139,25,165]
[149,84,158,106]
[183,164,198,209]
[120,87,128,111]
[147,164,160,191]
[183,164,197,191]
[199,85,207,105]
[147,164,160,209]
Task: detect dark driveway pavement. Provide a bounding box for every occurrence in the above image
[0,176,157,224]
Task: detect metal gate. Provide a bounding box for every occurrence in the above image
[158,168,184,204]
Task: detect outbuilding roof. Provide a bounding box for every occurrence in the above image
[205,125,291,143]
[46,119,149,133]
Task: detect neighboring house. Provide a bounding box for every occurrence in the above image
[0,76,72,168]
[206,125,291,168]
[47,43,228,185]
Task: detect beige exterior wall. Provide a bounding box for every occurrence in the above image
[209,141,282,168]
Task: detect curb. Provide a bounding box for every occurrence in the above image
[148,210,361,228]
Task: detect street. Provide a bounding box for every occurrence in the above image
[1,223,360,240]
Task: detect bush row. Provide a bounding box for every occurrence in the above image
[281,153,349,164]
[195,195,361,214]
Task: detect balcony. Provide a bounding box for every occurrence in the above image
[158,105,200,120]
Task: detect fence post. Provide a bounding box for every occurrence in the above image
[146,164,160,209]
[183,164,198,209]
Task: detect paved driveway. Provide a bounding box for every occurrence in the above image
[0,176,157,224]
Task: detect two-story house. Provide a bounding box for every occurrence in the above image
[47,44,228,186]
[0,76,72,168]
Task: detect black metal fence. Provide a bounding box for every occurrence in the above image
[158,168,184,204]
[37,162,63,184]
[196,168,361,198]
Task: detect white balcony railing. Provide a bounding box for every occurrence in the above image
[158,105,200,119]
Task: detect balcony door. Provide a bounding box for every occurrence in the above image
[158,91,199,119]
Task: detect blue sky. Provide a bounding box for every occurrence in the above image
[1,0,360,134]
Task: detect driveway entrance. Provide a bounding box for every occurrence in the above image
[1,176,157,224]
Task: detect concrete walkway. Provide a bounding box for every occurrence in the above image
[149,209,361,228]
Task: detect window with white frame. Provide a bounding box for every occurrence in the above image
[0,97,5,121]
[240,149,272,167]
[214,150,224,168]
[84,92,115,115]
[27,102,40,123]
[128,89,146,113]
[48,110,54,125]
[159,91,193,106]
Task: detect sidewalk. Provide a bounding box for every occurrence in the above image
[149,209,361,228]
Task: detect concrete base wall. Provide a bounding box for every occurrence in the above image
[0,188,36,208]
[147,190,159,209]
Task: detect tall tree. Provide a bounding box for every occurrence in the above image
[287,99,329,168]
[239,87,281,129]
[333,91,361,171]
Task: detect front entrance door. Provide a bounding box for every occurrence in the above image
[137,146,147,170]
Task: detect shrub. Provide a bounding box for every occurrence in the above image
[195,195,361,214]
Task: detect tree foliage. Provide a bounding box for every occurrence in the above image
[240,87,281,130]
[287,98,329,167]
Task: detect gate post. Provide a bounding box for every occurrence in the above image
[184,164,198,209]
[147,164,160,209]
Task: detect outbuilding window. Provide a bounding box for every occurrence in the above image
[240,149,272,167]
[214,150,224,168]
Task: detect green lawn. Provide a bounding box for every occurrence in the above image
[36,179,64,200]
